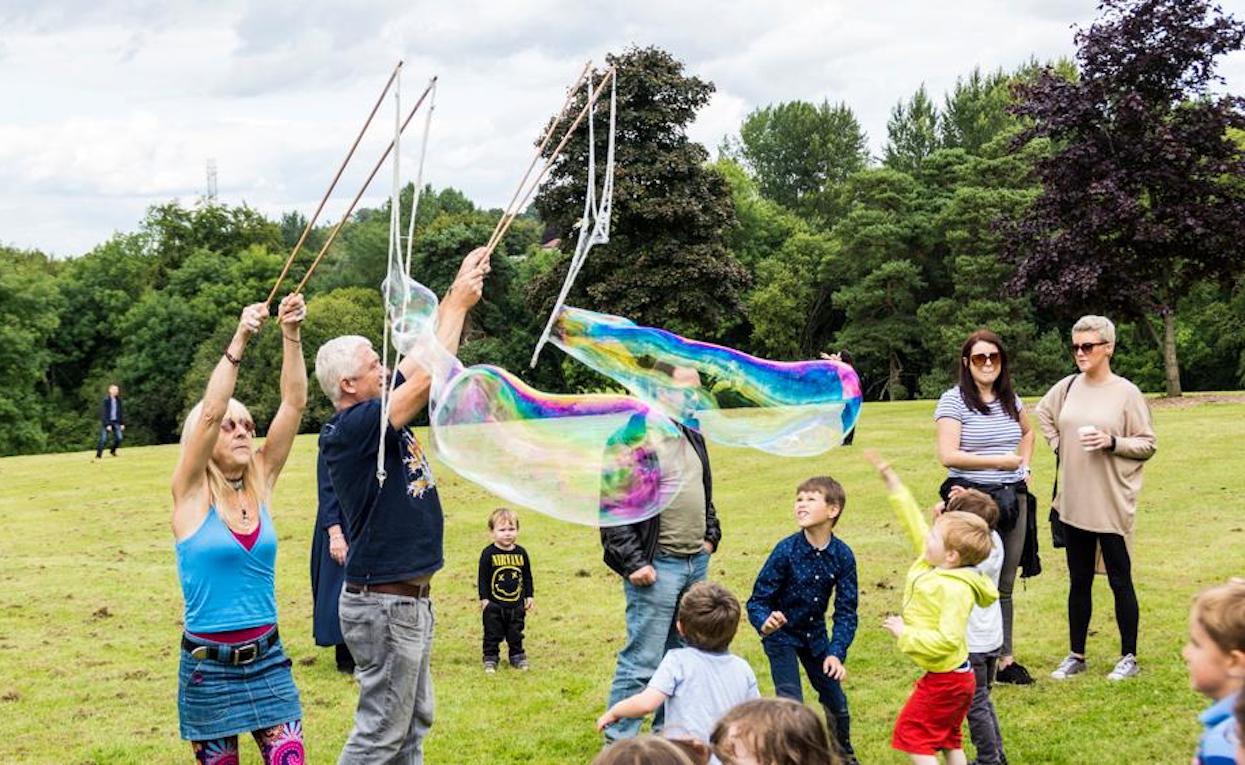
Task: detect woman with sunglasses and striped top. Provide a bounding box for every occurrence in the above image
[934,329,1037,692]
[171,296,308,764]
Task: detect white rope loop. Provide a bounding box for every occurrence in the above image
[529,68,618,368]
[377,68,404,485]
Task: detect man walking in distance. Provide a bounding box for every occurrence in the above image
[95,383,125,459]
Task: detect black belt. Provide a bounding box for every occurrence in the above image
[345,580,431,598]
[182,627,279,665]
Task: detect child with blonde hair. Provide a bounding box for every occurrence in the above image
[865,451,998,765]
[477,508,534,672]
[1184,578,1245,765]
[710,698,841,765]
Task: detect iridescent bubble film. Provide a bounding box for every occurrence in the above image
[550,306,863,456]
[384,276,689,527]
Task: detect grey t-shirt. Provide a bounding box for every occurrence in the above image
[648,646,759,744]
[657,436,707,555]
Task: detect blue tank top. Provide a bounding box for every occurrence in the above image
[175,505,278,633]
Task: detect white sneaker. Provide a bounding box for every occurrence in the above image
[1107,654,1139,681]
[1051,653,1087,680]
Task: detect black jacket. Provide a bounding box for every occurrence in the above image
[938,476,1041,579]
[99,396,124,425]
[600,426,721,577]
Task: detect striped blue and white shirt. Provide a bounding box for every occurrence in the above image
[934,387,1026,484]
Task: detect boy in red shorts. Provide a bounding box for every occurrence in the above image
[866,451,998,765]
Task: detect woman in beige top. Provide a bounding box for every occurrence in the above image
[1035,315,1156,683]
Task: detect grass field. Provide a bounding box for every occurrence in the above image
[1,398,1242,764]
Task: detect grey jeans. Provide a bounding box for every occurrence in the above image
[998,494,1028,657]
[967,651,1006,765]
[338,590,435,765]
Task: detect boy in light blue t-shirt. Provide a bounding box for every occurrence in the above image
[597,581,759,746]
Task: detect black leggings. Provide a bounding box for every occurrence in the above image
[1064,524,1138,657]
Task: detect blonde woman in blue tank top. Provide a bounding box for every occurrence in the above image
[171,296,308,764]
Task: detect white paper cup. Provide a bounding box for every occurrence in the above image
[1078,425,1098,451]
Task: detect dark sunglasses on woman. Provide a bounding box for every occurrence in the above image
[969,352,1000,367]
[1070,341,1109,355]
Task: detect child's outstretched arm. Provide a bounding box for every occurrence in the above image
[863,449,928,557]
[596,688,667,732]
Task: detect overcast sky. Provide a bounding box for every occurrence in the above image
[2,0,1243,257]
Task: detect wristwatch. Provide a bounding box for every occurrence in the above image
[1109,435,1117,452]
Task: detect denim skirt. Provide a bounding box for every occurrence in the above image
[177,629,303,741]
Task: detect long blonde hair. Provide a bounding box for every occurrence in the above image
[180,398,265,513]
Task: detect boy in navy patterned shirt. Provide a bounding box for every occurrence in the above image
[747,476,859,764]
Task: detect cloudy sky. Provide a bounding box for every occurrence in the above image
[2,0,1243,257]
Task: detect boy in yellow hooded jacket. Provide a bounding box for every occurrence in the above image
[866,451,998,765]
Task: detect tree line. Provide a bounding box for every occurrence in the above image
[2,0,1243,456]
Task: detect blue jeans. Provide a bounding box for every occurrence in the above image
[763,640,853,756]
[96,422,123,457]
[604,550,709,742]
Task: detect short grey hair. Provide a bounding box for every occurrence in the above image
[315,335,371,404]
[1072,315,1116,345]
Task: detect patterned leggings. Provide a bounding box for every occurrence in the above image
[192,720,304,764]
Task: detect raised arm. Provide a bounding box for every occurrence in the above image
[864,450,928,557]
[172,304,267,509]
[388,247,488,428]
[258,294,308,492]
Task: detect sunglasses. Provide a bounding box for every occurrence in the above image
[221,417,256,435]
[969,352,1000,368]
[1070,341,1109,355]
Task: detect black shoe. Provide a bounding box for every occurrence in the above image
[996,661,1034,685]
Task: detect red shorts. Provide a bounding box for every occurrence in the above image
[892,667,977,755]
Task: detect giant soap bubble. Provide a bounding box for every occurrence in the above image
[384,276,689,526]
[550,306,862,456]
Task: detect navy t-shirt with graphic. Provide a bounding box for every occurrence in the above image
[318,372,444,584]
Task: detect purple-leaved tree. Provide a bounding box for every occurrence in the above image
[1002,0,1245,396]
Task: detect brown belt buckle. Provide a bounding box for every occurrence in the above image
[232,642,259,665]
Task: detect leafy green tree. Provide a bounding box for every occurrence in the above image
[884,84,941,173]
[746,231,837,359]
[939,68,1016,154]
[142,201,283,287]
[528,46,750,345]
[0,248,62,455]
[833,260,926,400]
[117,245,284,441]
[715,158,806,271]
[734,99,869,220]
[825,168,934,398]
[47,233,157,395]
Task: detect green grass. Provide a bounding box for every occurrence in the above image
[1,398,1241,764]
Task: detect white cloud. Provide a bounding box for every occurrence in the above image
[1,0,1243,256]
